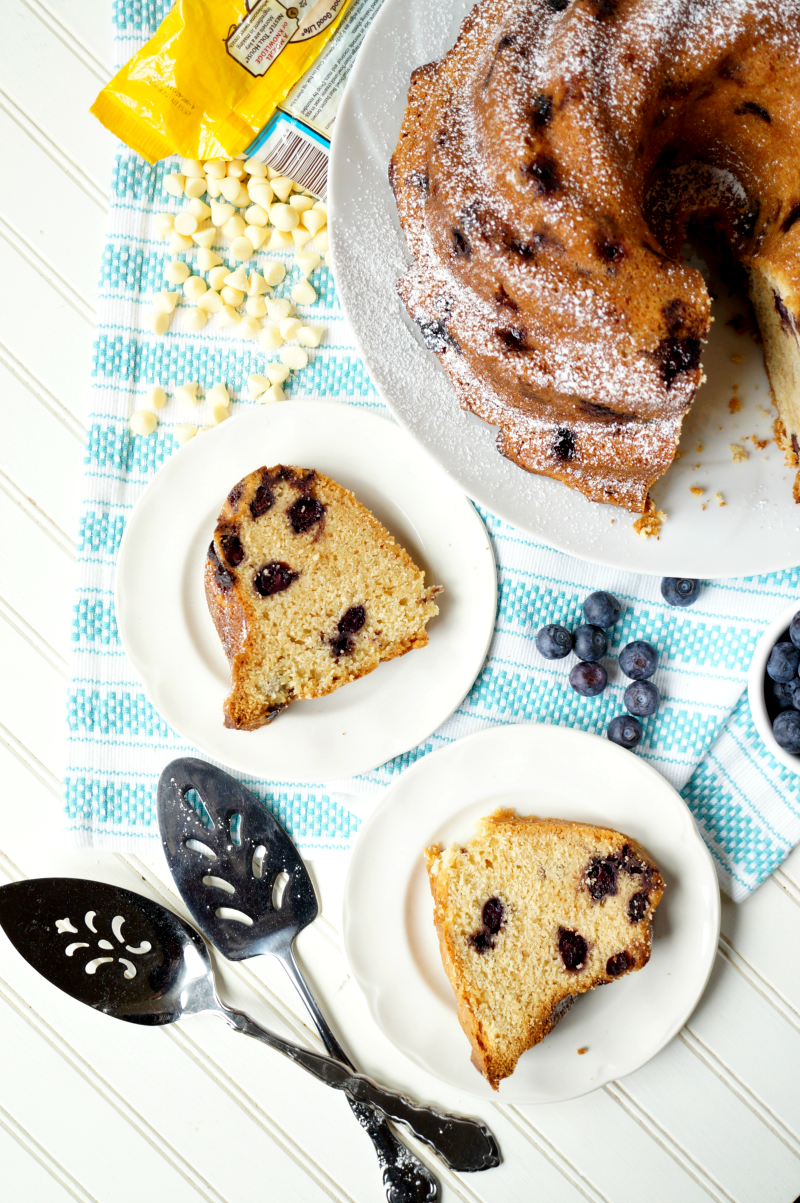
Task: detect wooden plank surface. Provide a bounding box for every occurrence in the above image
[0,2,798,1201]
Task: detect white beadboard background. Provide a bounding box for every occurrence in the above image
[1,2,799,1200]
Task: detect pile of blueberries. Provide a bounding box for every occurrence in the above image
[764,610,800,754]
[536,577,701,751]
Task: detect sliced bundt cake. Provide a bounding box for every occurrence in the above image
[425,809,665,1089]
[205,465,441,729]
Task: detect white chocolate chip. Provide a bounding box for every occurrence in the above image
[231,184,251,208]
[207,265,229,291]
[245,296,268,318]
[223,265,249,290]
[217,304,242,327]
[291,280,317,306]
[270,177,294,202]
[261,260,287,286]
[244,158,268,177]
[130,409,158,436]
[229,235,254,261]
[149,386,167,410]
[204,160,227,179]
[265,165,280,180]
[312,201,327,215]
[196,247,223,271]
[184,177,207,200]
[266,228,294,251]
[265,362,291,385]
[189,198,212,221]
[295,250,321,277]
[165,259,191,285]
[297,325,324,347]
[205,175,222,198]
[163,173,186,198]
[279,316,302,341]
[207,383,229,407]
[270,203,300,231]
[221,214,246,240]
[244,204,269,227]
[267,297,294,321]
[248,181,274,208]
[248,373,269,399]
[244,224,269,250]
[289,194,314,213]
[180,159,205,178]
[145,311,170,335]
[226,160,246,179]
[301,209,327,236]
[172,423,198,445]
[291,227,313,249]
[314,230,329,252]
[219,176,243,203]
[211,201,235,227]
[169,230,195,253]
[191,227,217,248]
[153,290,180,314]
[238,316,261,340]
[210,402,230,424]
[183,275,208,303]
[247,271,268,295]
[174,211,198,236]
[220,285,245,307]
[174,382,199,405]
[153,212,175,238]
[261,383,285,404]
[183,308,208,331]
[280,345,308,370]
[197,289,223,314]
[258,326,284,353]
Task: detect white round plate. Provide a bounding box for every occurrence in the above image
[115,403,496,782]
[343,724,719,1102]
[330,0,800,578]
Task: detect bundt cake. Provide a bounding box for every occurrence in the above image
[425,809,665,1088]
[391,0,800,512]
[205,465,441,729]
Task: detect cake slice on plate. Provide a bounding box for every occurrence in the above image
[425,809,665,1090]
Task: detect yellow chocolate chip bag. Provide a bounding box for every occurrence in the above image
[91,0,354,164]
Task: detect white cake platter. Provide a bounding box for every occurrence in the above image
[329,0,800,578]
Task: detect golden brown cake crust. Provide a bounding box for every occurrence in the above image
[205,465,440,730]
[425,809,665,1089]
[391,0,800,513]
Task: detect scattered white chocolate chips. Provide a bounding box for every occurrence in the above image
[130,409,158,436]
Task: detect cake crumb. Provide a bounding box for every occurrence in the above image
[633,501,666,539]
[729,396,741,414]
[751,436,768,450]
[702,503,707,510]
[730,353,744,364]
[689,486,704,496]
[577,1047,587,1055]
[729,443,748,463]
[715,492,726,506]
[757,406,772,419]
[695,441,703,453]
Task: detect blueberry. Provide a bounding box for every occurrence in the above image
[607,714,643,748]
[288,496,325,533]
[766,641,800,683]
[338,605,366,634]
[482,897,505,934]
[569,661,608,696]
[790,611,800,649]
[219,532,244,566]
[628,892,650,923]
[253,561,299,597]
[770,679,800,711]
[625,680,660,716]
[661,577,699,606]
[536,624,573,659]
[583,591,621,628]
[558,927,588,971]
[606,952,631,977]
[573,624,607,662]
[585,856,618,900]
[773,710,800,753]
[619,640,658,680]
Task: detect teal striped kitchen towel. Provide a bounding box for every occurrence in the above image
[66,0,800,901]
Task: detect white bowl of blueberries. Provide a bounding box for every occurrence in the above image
[748,601,800,773]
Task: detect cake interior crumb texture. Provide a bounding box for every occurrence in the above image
[425,809,665,1089]
[205,465,441,730]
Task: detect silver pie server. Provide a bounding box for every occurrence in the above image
[156,758,500,1199]
[0,874,498,1196]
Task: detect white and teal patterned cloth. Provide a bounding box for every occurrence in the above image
[68,1,800,901]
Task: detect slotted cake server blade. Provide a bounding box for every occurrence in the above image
[156,758,500,1194]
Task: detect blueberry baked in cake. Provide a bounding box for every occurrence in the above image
[391,0,800,511]
[425,809,665,1089]
[205,465,441,729]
